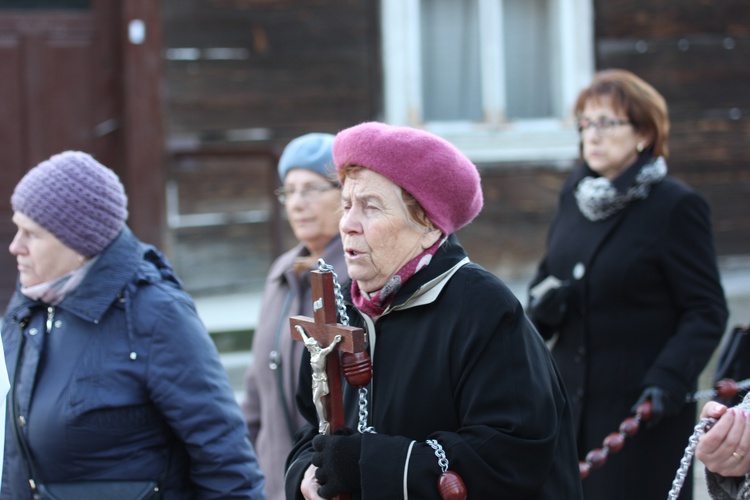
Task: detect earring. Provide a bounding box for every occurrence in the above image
[636,143,645,153]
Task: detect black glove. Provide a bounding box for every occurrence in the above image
[631,386,684,429]
[527,280,570,329]
[311,428,362,499]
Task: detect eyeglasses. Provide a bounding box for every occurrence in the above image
[576,118,631,136]
[274,183,339,204]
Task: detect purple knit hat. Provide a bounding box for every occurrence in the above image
[333,122,483,234]
[11,151,129,257]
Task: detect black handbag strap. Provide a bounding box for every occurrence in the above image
[715,323,750,382]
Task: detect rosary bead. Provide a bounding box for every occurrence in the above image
[603,432,625,453]
[636,400,653,421]
[579,461,591,479]
[715,379,739,400]
[585,448,607,469]
[437,471,467,500]
[341,351,373,388]
[619,417,640,437]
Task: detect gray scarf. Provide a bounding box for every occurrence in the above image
[574,156,668,221]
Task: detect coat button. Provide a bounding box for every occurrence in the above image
[28,328,38,336]
[573,262,585,280]
[18,415,26,426]
[268,350,281,370]
[54,320,62,329]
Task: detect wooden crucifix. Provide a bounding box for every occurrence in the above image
[290,269,367,436]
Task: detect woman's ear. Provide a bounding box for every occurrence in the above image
[637,131,652,152]
[421,227,442,249]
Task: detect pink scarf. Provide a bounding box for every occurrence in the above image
[351,238,444,319]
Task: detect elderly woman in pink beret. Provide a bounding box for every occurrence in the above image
[285,122,583,499]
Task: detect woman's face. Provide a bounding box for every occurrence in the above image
[282,168,342,257]
[339,169,440,293]
[579,98,649,180]
[9,211,85,287]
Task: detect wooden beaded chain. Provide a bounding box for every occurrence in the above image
[426,439,467,500]
[580,378,750,490]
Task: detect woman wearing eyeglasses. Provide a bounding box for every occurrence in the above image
[241,133,348,500]
[527,69,728,499]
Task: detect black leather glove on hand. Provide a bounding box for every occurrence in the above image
[311,428,362,499]
[631,386,684,429]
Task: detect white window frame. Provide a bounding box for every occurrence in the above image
[381,0,594,164]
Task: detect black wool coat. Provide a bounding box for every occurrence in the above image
[287,237,583,499]
[529,158,728,499]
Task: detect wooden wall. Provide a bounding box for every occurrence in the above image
[160,0,750,296]
[162,0,381,140]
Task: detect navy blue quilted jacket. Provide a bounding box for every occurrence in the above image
[1,226,265,499]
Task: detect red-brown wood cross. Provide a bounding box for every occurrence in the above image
[290,269,366,436]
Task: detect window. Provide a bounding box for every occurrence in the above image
[381,0,594,163]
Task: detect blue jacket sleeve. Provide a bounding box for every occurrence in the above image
[138,284,266,499]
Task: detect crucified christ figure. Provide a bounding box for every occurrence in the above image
[295,325,343,434]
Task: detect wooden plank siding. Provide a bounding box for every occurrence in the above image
[162,0,381,139]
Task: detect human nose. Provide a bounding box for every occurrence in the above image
[285,190,306,209]
[9,231,24,256]
[580,126,603,144]
[339,207,360,235]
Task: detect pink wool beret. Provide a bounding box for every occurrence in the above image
[332,122,483,235]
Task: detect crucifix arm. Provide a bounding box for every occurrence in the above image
[295,326,342,355]
[319,334,343,356]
